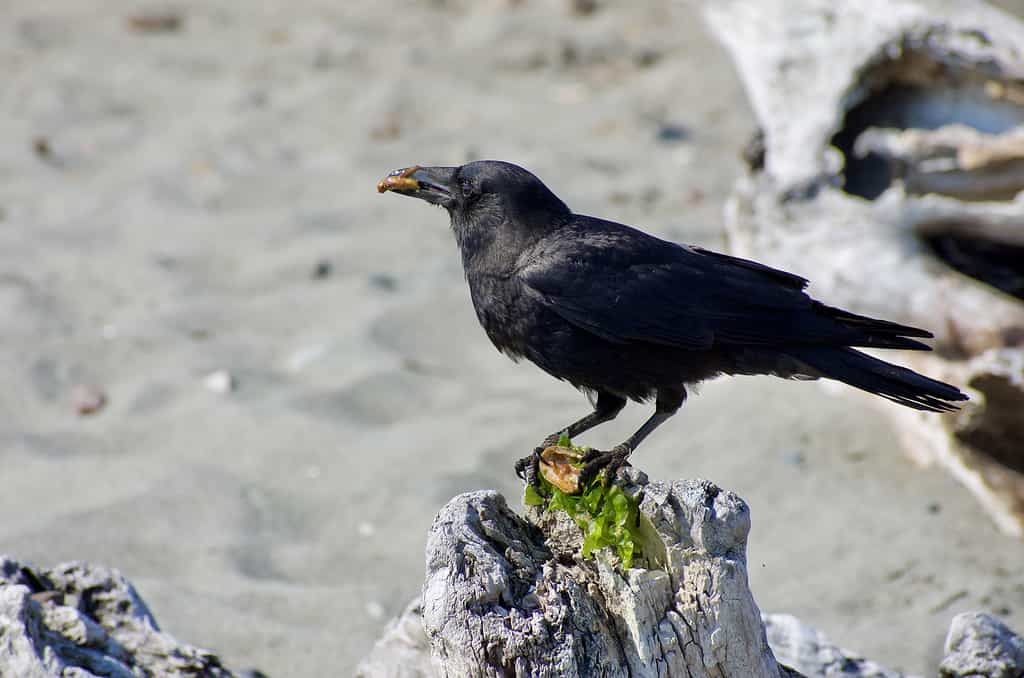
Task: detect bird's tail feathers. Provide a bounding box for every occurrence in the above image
[815,302,933,351]
[787,345,967,412]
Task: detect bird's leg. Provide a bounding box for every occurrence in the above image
[515,391,627,486]
[579,386,686,487]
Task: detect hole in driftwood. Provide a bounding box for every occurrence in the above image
[922,228,1024,301]
[831,45,1024,200]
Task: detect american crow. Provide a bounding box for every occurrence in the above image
[378,160,967,485]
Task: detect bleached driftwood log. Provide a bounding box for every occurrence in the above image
[0,556,247,678]
[702,0,1024,536]
[419,470,790,677]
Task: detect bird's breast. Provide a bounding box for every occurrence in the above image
[465,272,534,359]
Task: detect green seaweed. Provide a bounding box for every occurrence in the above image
[524,434,642,569]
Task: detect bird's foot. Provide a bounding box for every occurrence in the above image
[515,447,544,488]
[579,444,632,488]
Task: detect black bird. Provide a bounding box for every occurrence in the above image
[378,160,968,485]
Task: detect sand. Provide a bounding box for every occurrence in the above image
[1,1,1023,675]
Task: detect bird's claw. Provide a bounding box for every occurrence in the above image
[578,444,632,488]
[515,447,545,488]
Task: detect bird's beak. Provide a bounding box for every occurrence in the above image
[376,165,456,207]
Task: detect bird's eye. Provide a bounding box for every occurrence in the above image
[460,178,479,199]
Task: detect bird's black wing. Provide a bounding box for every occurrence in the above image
[521,218,928,351]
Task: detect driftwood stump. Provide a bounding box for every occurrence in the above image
[702,0,1024,536]
[370,469,791,677]
[421,473,782,677]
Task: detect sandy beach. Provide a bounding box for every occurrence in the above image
[2,1,1024,675]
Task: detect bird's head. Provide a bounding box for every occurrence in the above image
[377,160,570,233]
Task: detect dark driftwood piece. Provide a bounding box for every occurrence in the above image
[703,0,1024,536]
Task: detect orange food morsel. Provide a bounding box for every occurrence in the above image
[539,445,584,494]
[376,165,422,193]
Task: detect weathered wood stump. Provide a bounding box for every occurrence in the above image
[360,469,793,677]
[421,473,782,677]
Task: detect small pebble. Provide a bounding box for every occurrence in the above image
[927,501,942,514]
[203,369,235,394]
[153,254,177,270]
[72,385,107,416]
[128,12,184,32]
[844,450,868,463]
[656,123,689,143]
[368,273,397,292]
[127,12,182,33]
[782,450,806,466]
[304,465,321,480]
[634,48,661,68]
[357,521,376,537]
[401,357,428,374]
[311,260,333,280]
[568,0,599,15]
[32,137,52,159]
